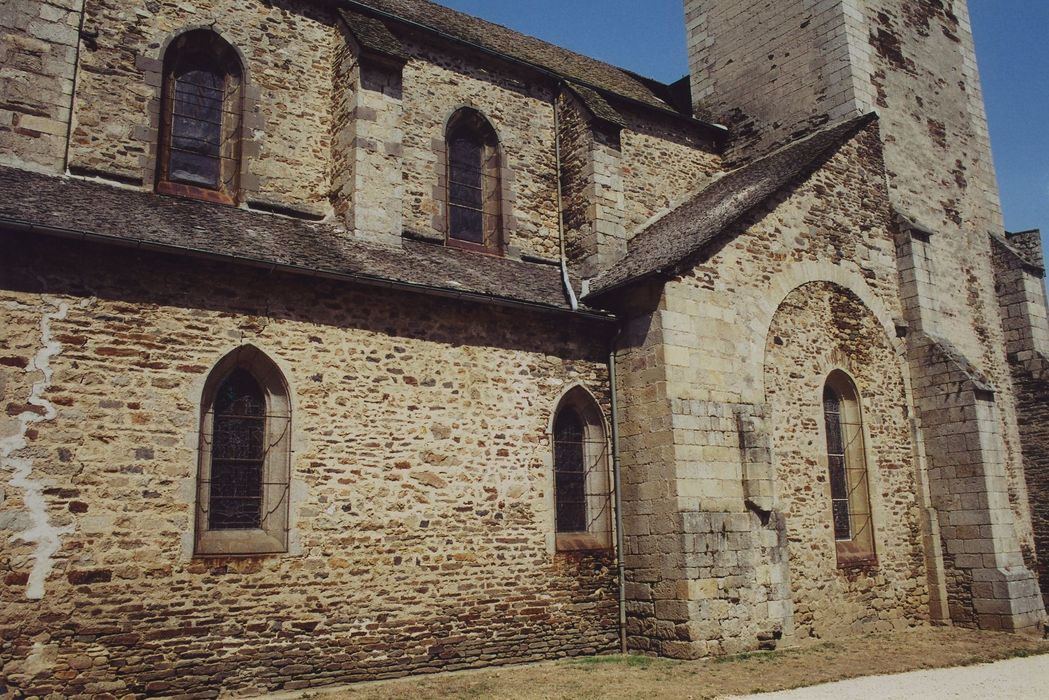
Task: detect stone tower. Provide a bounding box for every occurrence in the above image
[684,0,1046,631]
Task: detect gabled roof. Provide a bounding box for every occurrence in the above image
[585,113,878,299]
[0,166,608,320]
[346,0,714,129]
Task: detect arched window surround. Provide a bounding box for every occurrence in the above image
[443,108,504,254]
[550,385,612,552]
[821,370,877,568]
[195,346,291,556]
[156,29,244,205]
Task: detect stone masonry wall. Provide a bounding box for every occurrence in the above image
[396,37,558,260]
[685,0,874,161]
[0,234,618,697]
[68,0,336,213]
[684,0,1043,630]
[617,108,720,239]
[615,122,932,656]
[0,0,83,174]
[993,232,1049,609]
[764,281,928,638]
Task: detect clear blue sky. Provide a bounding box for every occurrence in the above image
[439,0,1049,255]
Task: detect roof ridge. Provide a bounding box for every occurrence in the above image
[343,0,719,127]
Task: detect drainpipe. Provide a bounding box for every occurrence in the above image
[552,86,579,311]
[608,325,627,653]
[63,0,88,173]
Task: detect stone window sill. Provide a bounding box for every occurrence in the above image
[195,529,286,557]
[556,532,611,553]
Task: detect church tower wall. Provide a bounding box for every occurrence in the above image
[685,0,1045,631]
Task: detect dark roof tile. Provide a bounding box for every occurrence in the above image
[0,166,596,315]
[338,7,410,62]
[586,113,877,298]
[348,0,684,115]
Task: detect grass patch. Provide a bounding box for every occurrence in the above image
[290,626,1049,700]
[569,654,664,670]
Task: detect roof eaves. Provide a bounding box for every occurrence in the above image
[337,7,410,65]
[1,215,617,323]
[338,0,728,141]
[564,82,627,130]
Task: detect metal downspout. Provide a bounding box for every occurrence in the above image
[609,326,627,653]
[63,1,88,173]
[553,87,579,311]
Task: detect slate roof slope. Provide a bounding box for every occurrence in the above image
[586,113,878,299]
[0,166,597,316]
[347,0,688,116]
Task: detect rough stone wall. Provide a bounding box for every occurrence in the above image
[618,108,720,238]
[764,281,928,638]
[0,0,84,174]
[397,39,557,260]
[68,0,336,213]
[894,218,1045,631]
[0,234,618,697]
[684,0,1044,630]
[993,232,1049,609]
[615,123,931,656]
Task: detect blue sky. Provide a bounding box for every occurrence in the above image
[438,0,1049,255]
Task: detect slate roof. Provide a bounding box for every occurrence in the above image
[347,0,699,120]
[586,113,877,299]
[0,166,604,317]
[338,7,410,63]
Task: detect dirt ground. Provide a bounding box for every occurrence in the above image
[283,625,1049,700]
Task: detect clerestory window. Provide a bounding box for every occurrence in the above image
[157,30,243,205]
[445,108,502,253]
[822,370,876,567]
[552,387,611,551]
[195,347,291,556]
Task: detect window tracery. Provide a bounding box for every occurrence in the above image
[552,387,611,551]
[157,30,243,204]
[195,347,291,556]
[822,370,876,566]
[445,108,502,252]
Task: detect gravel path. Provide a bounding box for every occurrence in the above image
[726,654,1049,699]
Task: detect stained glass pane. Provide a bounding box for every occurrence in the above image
[169,69,223,188]
[832,500,852,540]
[448,133,487,243]
[554,408,587,533]
[824,384,853,541]
[209,369,265,530]
[450,207,484,244]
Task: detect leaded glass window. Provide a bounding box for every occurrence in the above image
[169,68,225,189]
[823,386,851,540]
[550,387,612,551]
[158,30,242,203]
[554,407,587,533]
[209,369,265,530]
[445,109,502,251]
[195,346,291,556]
[822,371,876,565]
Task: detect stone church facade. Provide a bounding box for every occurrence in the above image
[0,0,1046,696]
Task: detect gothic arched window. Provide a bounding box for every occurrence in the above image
[157,30,243,204]
[552,387,611,550]
[196,347,291,555]
[445,109,502,252]
[823,370,876,566]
